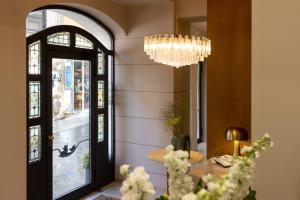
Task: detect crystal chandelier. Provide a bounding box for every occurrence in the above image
[144,34,211,68]
[144,0,211,68]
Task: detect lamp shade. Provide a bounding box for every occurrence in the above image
[225,127,248,141]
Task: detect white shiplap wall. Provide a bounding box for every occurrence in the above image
[114,2,173,188]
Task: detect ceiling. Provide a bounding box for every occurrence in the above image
[110,0,169,6]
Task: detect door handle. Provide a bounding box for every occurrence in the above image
[48,135,54,141]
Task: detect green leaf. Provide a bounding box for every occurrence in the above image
[245,188,256,200]
[193,179,203,194]
[155,194,169,200]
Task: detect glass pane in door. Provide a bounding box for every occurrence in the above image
[52,58,90,199]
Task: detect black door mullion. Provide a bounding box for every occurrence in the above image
[40,37,49,200]
[45,51,53,200]
[94,51,110,186]
[27,41,47,200]
[89,52,97,186]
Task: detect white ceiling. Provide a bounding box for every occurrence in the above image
[110,0,169,6]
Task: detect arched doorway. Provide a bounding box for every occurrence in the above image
[27,15,114,200]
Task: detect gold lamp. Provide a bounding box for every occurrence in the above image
[225,127,248,157]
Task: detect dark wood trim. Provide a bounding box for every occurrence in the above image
[179,16,207,22]
[207,0,251,158]
[197,62,203,144]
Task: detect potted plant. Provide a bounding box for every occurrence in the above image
[82,152,90,183]
[161,103,190,152]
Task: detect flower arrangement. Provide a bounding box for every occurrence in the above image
[161,103,186,137]
[120,165,156,200]
[120,134,273,200]
[161,103,190,151]
[164,145,194,200]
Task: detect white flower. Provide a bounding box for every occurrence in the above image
[120,134,274,200]
[264,133,271,138]
[240,146,253,154]
[207,182,220,191]
[197,189,209,199]
[182,193,197,200]
[164,146,194,200]
[120,166,155,200]
[120,164,130,177]
[196,134,274,200]
[129,167,150,180]
[166,145,174,152]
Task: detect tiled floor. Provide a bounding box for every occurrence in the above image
[82,181,167,200]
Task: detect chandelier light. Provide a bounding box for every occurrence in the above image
[144,0,211,68]
[144,34,211,68]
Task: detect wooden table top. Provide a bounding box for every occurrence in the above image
[147,148,204,164]
[189,160,231,178]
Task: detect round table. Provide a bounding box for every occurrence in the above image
[189,160,231,178]
[148,148,204,164]
[147,148,204,193]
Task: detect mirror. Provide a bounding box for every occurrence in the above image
[174,17,207,156]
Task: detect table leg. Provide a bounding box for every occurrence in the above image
[167,171,169,195]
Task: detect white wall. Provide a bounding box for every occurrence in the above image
[114,2,173,188]
[114,0,208,188]
[252,0,300,199]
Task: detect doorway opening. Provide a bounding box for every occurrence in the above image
[26,7,114,200]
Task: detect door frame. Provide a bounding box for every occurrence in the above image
[26,25,115,200]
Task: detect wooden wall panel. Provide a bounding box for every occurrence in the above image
[207,0,251,157]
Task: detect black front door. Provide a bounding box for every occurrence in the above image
[27,26,114,200]
[47,52,95,200]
